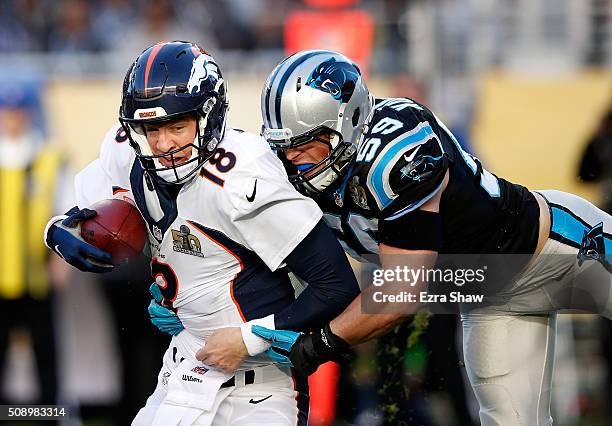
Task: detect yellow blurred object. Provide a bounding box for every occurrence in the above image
[27,149,62,298]
[0,148,60,299]
[45,80,121,169]
[0,169,25,298]
[472,70,612,202]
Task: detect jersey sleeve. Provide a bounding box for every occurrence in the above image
[74,123,135,208]
[74,159,113,207]
[385,132,447,218]
[365,110,448,219]
[224,146,323,271]
[54,164,76,214]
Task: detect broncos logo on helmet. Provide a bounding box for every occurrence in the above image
[187,54,220,95]
[306,57,360,103]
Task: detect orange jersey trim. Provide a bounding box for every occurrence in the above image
[187,220,246,321]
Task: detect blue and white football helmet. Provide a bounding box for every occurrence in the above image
[120,41,228,184]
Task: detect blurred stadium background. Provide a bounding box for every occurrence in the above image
[0,0,611,425]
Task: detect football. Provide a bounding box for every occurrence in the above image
[80,198,147,265]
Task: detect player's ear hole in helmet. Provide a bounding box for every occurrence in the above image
[261,50,374,195]
[119,41,228,185]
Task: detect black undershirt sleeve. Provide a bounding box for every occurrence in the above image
[274,219,360,331]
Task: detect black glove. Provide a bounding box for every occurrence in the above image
[289,324,354,376]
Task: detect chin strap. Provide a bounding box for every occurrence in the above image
[330,159,356,207]
[145,171,155,191]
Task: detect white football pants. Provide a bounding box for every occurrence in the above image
[462,190,612,425]
[132,338,308,426]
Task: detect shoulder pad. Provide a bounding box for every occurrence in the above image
[363,118,448,215]
[220,129,270,159]
[369,98,435,133]
[374,97,427,114]
[355,98,438,161]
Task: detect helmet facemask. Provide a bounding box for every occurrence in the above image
[266,125,356,195]
[120,95,223,185]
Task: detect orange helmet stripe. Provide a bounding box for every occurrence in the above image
[144,42,169,97]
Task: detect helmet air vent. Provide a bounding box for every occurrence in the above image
[352,107,360,127]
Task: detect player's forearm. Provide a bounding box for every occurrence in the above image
[331,244,436,346]
[329,295,411,345]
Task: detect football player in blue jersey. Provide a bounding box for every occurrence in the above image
[247,50,612,426]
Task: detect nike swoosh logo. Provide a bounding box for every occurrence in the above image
[54,245,65,259]
[246,179,257,202]
[249,395,272,404]
[403,145,422,163]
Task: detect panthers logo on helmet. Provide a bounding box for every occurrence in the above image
[187,54,220,95]
[306,57,360,103]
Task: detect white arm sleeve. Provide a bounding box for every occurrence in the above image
[53,165,76,214]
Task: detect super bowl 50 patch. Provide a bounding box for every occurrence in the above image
[172,225,205,258]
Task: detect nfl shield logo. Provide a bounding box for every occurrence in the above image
[191,366,208,375]
[152,225,163,241]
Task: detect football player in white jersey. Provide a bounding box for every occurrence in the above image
[229,50,611,426]
[43,42,359,425]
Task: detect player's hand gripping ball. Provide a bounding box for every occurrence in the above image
[80,199,147,265]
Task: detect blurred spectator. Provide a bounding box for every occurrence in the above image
[0,0,296,55]
[0,0,48,52]
[117,0,213,56]
[91,0,136,51]
[578,106,612,213]
[180,0,258,50]
[601,319,612,418]
[379,0,409,74]
[253,0,295,49]
[48,0,103,52]
[0,83,73,408]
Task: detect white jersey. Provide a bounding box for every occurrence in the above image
[75,124,322,367]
